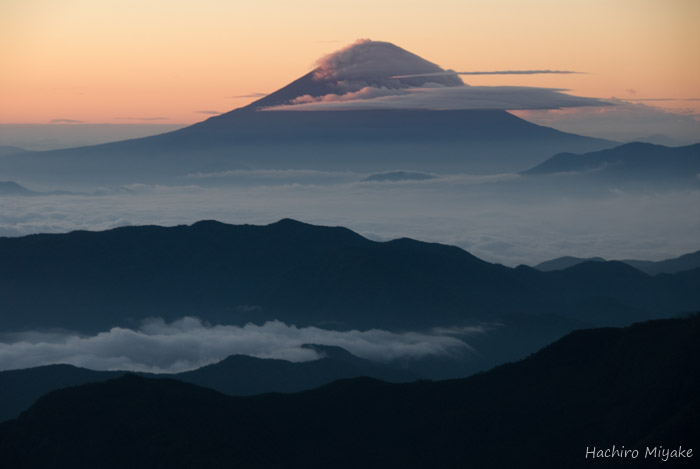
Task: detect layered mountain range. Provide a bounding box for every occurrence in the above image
[1,218,698,390]
[1,314,697,468]
[0,344,417,423]
[535,250,700,275]
[2,219,698,334]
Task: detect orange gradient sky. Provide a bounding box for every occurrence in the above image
[1,0,699,124]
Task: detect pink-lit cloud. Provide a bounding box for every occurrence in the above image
[265,85,610,111]
[260,40,608,112]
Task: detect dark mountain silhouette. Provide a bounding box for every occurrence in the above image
[0,365,123,424]
[535,250,700,275]
[0,345,417,423]
[176,344,417,395]
[522,142,700,189]
[1,314,697,468]
[1,219,698,333]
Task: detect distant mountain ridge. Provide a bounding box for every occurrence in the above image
[523,142,700,183]
[0,181,34,196]
[0,146,26,157]
[362,170,436,182]
[0,345,417,423]
[1,314,697,468]
[0,110,613,186]
[534,256,606,271]
[534,250,700,275]
[1,219,698,334]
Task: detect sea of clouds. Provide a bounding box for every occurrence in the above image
[0,317,478,373]
[2,175,699,266]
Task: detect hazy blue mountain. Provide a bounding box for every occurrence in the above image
[534,255,606,271]
[1,219,698,333]
[362,170,437,182]
[1,315,696,468]
[0,110,614,186]
[0,345,417,423]
[535,250,700,275]
[0,146,26,157]
[624,250,700,276]
[522,142,700,189]
[629,134,679,146]
[0,181,35,196]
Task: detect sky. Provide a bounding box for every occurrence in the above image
[2,0,699,135]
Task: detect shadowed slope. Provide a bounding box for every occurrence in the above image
[0,344,417,423]
[535,250,700,275]
[1,219,699,333]
[524,142,700,184]
[1,315,697,468]
[0,109,614,186]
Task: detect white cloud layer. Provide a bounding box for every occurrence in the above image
[265,85,610,111]
[0,317,473,373]
[312,39,463,88]
[1,181,699,267]
[257,39,607,112]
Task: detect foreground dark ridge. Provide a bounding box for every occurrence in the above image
[0,345,417,423]
[1,315,697,468]
[1,218,699,333]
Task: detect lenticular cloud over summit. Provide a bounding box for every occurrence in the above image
[312,39,464,88]
[264,39,609,111]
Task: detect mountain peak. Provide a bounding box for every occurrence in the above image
[312,39,462,85]
[239,40,463,111]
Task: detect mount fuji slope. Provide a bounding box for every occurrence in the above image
[0,41,613,186]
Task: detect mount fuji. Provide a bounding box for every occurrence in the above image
[0,40,613,186]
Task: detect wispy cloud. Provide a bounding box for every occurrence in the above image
[391,70,583,79]
[0,317,472,373]
[622,98,700,102]
[2,181,699,267]
[50,118,84,124]
[227,93,268,98]
[195,110,222,115]
[264,85,610,111]
[114,116,169,121]
[263,40,601,112]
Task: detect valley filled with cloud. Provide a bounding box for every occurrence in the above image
[2,175,698,267]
